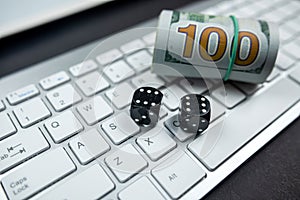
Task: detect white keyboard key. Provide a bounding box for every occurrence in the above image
[279,26,295,42]
[142,32,156,45]
[7,84,39,105]
[289,65,300,84]
[282,42,300,60]
[233,82,263,96]
[77,96,113,125]
[13,98,51,128]
[2,148,75,200]
[0,100,5,111]
[69,60,98,77]
[285,17,300,32]
[102,112,140,145]
[212,84,246,109]
[0,113,16,140]
[180,78,213,94]
[105,144,148,183]
[126,50,152,72]
[75,71,110,96]
[277,1,300,14]
[120,39,146,54]
[44,111,83,143]
[96,49,123,66]
[148,45,154,54]
[205,95,226,122]
[46,84,82,112]
[118,177,164,200]
[131,71,165,89]
[267,68,280,82]
[39,71,70,90]
[104,60,135,83]
[0,128,49,173]
[152,153,206,199]
[105,82,135,109]
[276,51,295,70]
[69,129,110,165]
[165,115,194,142]
[260,10,284,24]
[189,78,300,170]
[39,165,115,200]
[137,125,177,161]
[162,84,186,111]
[159,106,168,120]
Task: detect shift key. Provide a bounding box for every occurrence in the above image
[1,148,76,200]
[0,128,49,173]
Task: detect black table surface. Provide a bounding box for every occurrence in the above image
[1,0,299,199]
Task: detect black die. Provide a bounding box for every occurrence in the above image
[179,94,211,135]
[130,87,163,126]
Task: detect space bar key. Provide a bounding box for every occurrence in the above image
[189,78,300,170]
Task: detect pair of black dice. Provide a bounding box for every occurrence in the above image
[179,94,211,136]
[130,87,163,126]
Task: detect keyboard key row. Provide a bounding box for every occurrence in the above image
[0,128,49,173]
[0,113,16,140]
[1,148,75,200]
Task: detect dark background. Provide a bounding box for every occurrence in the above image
[1,0,299,199]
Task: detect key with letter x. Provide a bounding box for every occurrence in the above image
[137,125,177,161]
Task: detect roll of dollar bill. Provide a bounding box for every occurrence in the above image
[152,10,279,83]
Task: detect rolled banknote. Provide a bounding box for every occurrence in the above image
[152,10,279,83]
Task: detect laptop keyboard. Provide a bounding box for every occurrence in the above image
[0,0,300,199]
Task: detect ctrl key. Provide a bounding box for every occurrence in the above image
[152,153,206,199]
[1,148,76,200]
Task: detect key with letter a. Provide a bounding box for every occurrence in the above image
[69,129,110,165]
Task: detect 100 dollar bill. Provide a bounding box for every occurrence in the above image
[152,10,279,83]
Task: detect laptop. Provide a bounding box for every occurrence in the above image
[0,0,299,199]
